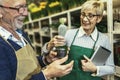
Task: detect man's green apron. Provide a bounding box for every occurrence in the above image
[58,29,101,80]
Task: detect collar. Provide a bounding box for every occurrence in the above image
[0,26,12,40]
[77,26,98,41]
[0,26,22,40]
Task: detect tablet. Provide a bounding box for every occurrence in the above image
[91,46,111,66]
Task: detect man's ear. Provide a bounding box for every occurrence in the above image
[96,16,103,23]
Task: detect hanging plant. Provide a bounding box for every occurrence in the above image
[28,2,48,19]
[75,0,87,6]
[60,0,76,10]
[46,1,62,15]
[60,0,69,10]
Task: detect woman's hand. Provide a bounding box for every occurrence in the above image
[45,47,70,64]
[47,35,66,51]
[81,55,97,73]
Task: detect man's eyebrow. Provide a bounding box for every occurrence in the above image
[15,4,28,7]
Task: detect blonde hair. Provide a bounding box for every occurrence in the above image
[81,0,104,16]
[0,0,8,4]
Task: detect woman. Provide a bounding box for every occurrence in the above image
[43,1,115,80]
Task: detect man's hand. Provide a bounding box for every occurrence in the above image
[42,55,74,79]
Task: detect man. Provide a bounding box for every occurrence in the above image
[0,0,74,80]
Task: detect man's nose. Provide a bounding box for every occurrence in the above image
[22,8,28,16]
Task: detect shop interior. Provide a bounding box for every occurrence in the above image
[23,0,120,80]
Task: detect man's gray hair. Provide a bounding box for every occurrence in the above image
[0,0,10,5]
[0,0,3,5]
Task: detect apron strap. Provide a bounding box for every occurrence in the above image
[70,29,79,46]
[92,32,99,50]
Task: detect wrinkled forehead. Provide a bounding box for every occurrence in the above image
[81,8,97,14]
[81,9,97,15]
[3,0,26,7]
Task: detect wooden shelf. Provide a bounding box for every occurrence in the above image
[115,66,120,77]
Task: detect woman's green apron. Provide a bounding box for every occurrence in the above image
[58,29,101,80]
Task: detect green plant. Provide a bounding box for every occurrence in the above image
[96,24,107,33]
[60,0,76,10]
[24,16,29,22]
[31,11,41,20]
[46,1,62,15]
[75,0,87,6]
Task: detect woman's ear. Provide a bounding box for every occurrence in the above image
[96,16,103,23]
[0,13,3,18]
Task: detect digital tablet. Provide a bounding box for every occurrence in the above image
[91,46,111,66]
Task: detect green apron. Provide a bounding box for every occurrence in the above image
[58,29,101,80]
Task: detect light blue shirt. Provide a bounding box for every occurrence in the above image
[0,26,26,47]
[65,27,115,76]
